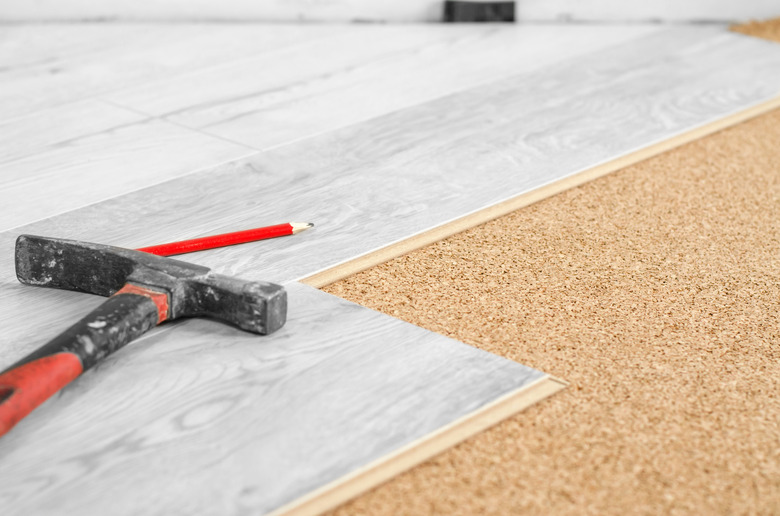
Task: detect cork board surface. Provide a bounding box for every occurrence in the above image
[321,18,780,516]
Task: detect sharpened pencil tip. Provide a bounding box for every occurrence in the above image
[291,222,314,234]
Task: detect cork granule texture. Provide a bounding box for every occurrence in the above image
[322,18,780,516]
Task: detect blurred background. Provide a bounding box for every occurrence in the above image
[1,0,778,24]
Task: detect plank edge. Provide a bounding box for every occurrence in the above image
[267,374,565,516]
[301,95,780,288]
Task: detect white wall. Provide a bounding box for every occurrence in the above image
[0,0,777,23]
[519,0,780,23]
[0,0,440,22]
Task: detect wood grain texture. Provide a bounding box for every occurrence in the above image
[273,375,565,516]
[103,25,470,120]
[0,281,548,516]
[0,24,165,70]
[0,99,145,165]
[5,29,775,287]
[303,92,780,287]
[0,114,253,232]
[104,25,659,150]
[0,24,340,119]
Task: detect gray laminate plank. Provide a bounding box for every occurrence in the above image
[0,99,146,165]
[0,115,253,231]
[0,25,501,229]
[0,24,161,69]
[0,282,545,516]
[1,29,775,285]
[0,24,340,119]
[103,25,660,150]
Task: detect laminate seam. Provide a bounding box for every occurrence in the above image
[0,143,259,234]
[1,27,345,123]
[98,97,261,151]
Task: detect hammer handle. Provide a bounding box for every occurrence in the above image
[0,285,167,437]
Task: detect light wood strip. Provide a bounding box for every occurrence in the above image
[0,24,340,119]
[0,115,253,232]
[0,24,165,69]
[103,25,473,117]
[0,283,548,516]
[105,25,658,150]
[0,99,146,165]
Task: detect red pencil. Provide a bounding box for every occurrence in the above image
[137,222,313,257]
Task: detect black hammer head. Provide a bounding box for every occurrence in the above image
[15,235,287,335]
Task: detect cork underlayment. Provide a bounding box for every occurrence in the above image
[321,18,780,516]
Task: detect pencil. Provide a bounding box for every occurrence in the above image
[137,222,314,257]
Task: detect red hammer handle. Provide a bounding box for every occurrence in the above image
[0,353,83,437]
[0,285,167,438]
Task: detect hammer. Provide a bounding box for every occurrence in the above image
[0,235,287,437]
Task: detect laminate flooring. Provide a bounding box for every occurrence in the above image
[1,23,779,516]
[0,24,656,231]
[0,281,551,515]
[0,24,342,118]
[102,25,660,149]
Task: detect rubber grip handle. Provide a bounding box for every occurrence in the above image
[0,353,83,437]
[0,286,166,438]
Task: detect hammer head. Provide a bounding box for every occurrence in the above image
[15,235,287,335]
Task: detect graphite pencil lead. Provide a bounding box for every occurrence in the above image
[290,222,314,234]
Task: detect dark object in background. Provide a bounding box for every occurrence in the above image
[443,1,515,22]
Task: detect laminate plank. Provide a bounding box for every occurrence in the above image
[5,29,774,286]
[0,24,163,69]
[304,93,780,289]
[0,281,551,516]
[102,24,508,147]
[0,24,340,119]
[103,25,660,150]
[0,99,145,165]
[0,115,253,231]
